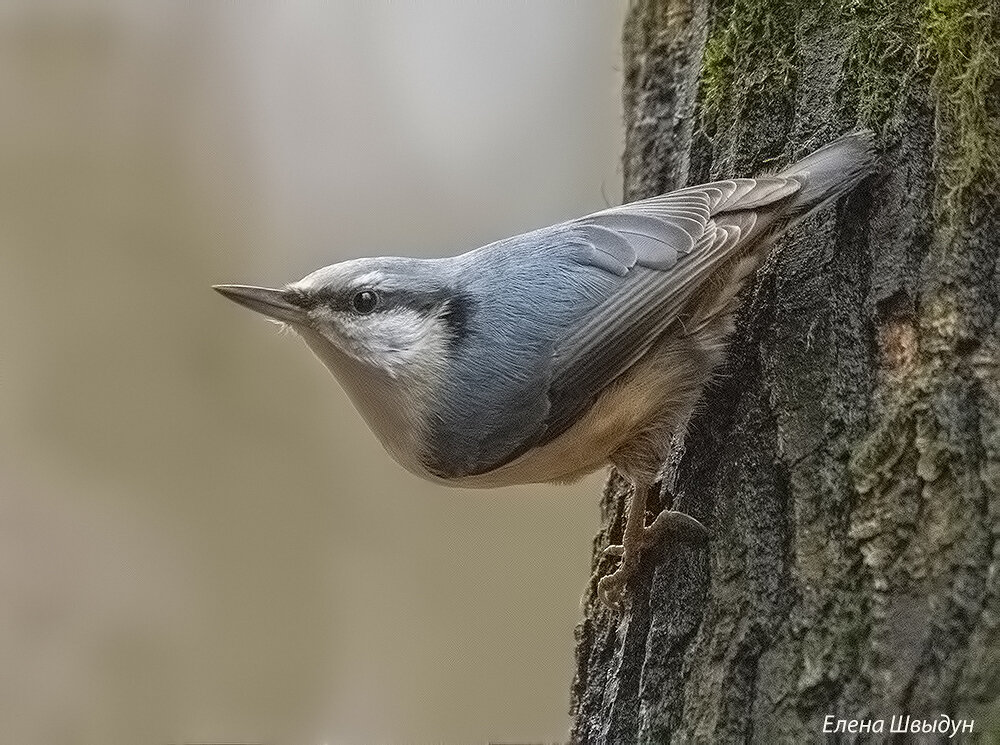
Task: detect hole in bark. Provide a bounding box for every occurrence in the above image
[876,291,919,374]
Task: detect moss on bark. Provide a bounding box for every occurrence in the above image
[700,0,801,132]
[923,0,1000,216]
[703,0,999,218]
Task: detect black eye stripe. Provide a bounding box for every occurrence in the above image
[305,286,466,321]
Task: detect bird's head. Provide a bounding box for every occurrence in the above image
[214,257,468,380]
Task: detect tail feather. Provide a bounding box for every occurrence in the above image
[778,129,878,215]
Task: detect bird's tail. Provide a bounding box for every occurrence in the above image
[777,129,878,219]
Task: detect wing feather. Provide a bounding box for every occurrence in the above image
[720,176,800,210]
[572,224,636,276]
[536,179,790,443]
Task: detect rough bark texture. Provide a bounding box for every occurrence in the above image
[571,0,999,742]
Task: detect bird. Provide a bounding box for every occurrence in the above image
[214,130,876,611]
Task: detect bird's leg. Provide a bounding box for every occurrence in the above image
[596,481,709,611]
[596,481,651,611]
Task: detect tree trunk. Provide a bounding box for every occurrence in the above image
[571,0,999,742]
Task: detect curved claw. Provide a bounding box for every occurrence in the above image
[596,571,626,612]
[644,509,710,545]
[600,544,625,560]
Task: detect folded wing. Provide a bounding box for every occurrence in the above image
[537,175,802,444]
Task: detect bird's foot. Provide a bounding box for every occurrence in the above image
[595,555,635,611]
[595,509,709,611]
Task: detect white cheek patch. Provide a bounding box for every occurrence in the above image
[311,305,449,383]
[363,309,450,376]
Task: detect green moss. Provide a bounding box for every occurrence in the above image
[842,0,925,134]
[700,0,998,218]
[922,0,1000,214]
[700,0,802,133]
[843,0,999,216]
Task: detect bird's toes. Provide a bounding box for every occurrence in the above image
[596,571,627,612]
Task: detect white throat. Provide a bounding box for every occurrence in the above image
[294,311,450,479]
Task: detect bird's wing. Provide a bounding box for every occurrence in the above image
[535,176,801,444]
[432,176,803,479]
[442,132,876,477]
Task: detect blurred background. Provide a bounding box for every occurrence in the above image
[0,2,626,743]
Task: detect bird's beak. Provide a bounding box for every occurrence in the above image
[212,284,307,325]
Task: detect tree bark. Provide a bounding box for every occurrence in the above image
[571,0,999,742]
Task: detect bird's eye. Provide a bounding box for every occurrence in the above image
[352,289,379,314]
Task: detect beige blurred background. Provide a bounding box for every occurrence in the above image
[0,2,627,743]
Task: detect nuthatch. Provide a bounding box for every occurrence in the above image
[215,130,876,610]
